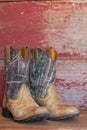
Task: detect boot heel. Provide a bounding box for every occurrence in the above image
[2,108,13,118]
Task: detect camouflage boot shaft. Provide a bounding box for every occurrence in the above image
[30,48,56,98]
[5,47,29,99]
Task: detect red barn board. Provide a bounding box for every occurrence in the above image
[0,1,87,109]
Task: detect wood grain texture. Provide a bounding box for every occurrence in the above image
[0,108,87,130]
[0,0,87,2]
[0,2,87,58]
[56,59,87,109]
[0,1,87,109]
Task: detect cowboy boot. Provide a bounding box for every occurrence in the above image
[2,45,49,122]
[30,47,80,121]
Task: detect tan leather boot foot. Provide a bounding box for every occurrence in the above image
[36,85,80,120]
[30,47,80,121]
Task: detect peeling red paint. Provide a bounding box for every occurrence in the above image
[0,1,87,109]
[0,2,87,58]
[82,82,87,86]
[58,52,80,58]
[56,59,87,109]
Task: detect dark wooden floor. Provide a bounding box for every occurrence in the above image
[0,108,87,130]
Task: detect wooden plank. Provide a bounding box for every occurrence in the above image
[56,59,87,109]
[0,59,87,109]
[0,0,87,2]
[0,2,87,58]
[0,1,87,109]
[0,108,87,130]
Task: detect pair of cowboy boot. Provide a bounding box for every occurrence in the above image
[2,45,80,123]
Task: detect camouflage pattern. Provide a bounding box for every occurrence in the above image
[30,48,56,98]
[5,47,29,99]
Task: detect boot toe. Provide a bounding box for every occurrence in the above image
[57,105,80,117]
[48,105,80,120]
[65,105,80,115]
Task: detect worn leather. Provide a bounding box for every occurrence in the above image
[5,84,48,120]
[35,84,79,118]
[3,46,48,120]
[30,47,80,118]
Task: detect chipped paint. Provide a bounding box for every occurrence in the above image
[55,59,87,109]
[41,2,87,58]
[0,1,87,109]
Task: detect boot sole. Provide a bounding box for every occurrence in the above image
[2,108,48,122]
[47,112,80,121]
[14,113,49,123]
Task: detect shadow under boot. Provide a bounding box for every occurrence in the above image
[30,47,80,121]
[2,45,49,123]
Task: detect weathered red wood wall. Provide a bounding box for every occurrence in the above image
[0,1,87,109]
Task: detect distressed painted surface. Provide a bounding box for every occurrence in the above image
[0,2,87,58]
[41,2,87,58]
[56,59,87,109]
[0,1,87,109]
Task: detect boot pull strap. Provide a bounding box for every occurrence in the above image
[5,45,11,62]
[23,46,29,62]
[19,46,29,62]
[33,47,38,62]
[45,46,57,62]
[50,48,57,62]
